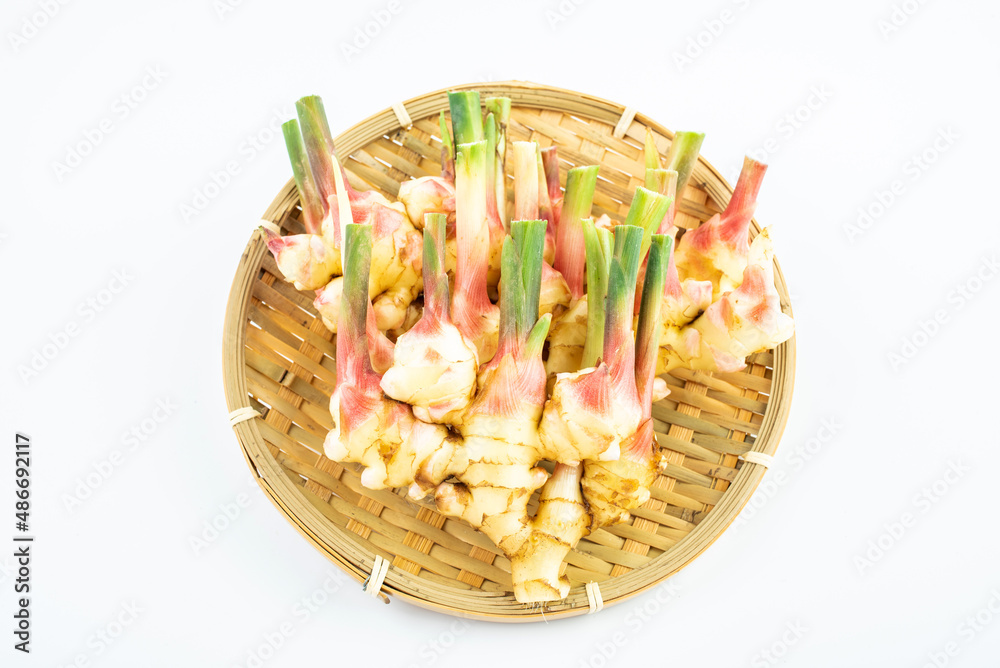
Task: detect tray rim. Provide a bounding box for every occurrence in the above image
[222,79,797,622]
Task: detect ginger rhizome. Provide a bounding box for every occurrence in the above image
[435,220,553,555]
[324,224,457,491]
[380,214,478,424]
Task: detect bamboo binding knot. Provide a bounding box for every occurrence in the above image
[612,106,637,139]
[228,407,261,427]
[742,451,774,468]
[391,101,412,128]
[585,581,604,614]
[363,555,391,601]
[259,219,281,235]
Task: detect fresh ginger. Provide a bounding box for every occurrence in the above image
[380,214,478,423]
[544,186,671,378]
[658,227,794,373]
[512,140,570,318]
[512,230,674,601]
[264,95,424,333]
[309,199,423,332]
[263,89,799,607]
[324,224,460,491]
[539,225,647,465]
[673,156,767,296]
[552,165,599,301]
[435,221,552,555]
[582,234,673,527]
[451,139,501,363]
[398,176,455,229]
[509,462,590,602]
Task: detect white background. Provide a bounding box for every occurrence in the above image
[2,0,999,666]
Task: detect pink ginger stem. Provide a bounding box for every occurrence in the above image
[541,147,561,210]
[720,157,768,242]
[620,417,656,463]
[512,141,539,221]
[537,147,557,256]
[337,225,382,396]
[452,140,496,338]
[603,226,643,401]
[554,166,599,300]
[662,243,683,300]
[421,213,451,323]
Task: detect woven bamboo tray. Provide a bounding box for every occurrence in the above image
[222,81,796,622]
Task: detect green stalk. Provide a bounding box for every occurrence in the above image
[644,167,672,193]
[485,112,497,163]
[497,236,526,354]
[453,140,492,314]
[282,119,324,235]
[644,128,662,173]
[484,112,503,230]
[524,313,552,358]
[422,213,449,319]
[562,167,600,230]
[448,91,484,145]
[603,225,644,363]
[635,234,672,410]
[296,95,339,208]
[337,224,375,388]
[553,165,599,299]
[624,186,672,260]
[341,223,371,338]
[612,225,644,298]
[581,220,613,369]
[511,219,546,324]
[496,220,547,359]
[484,97,511,224]
[439,111,454,180]
[649,169,678,234]
[663,131,705,199]
[483,98,511,130]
